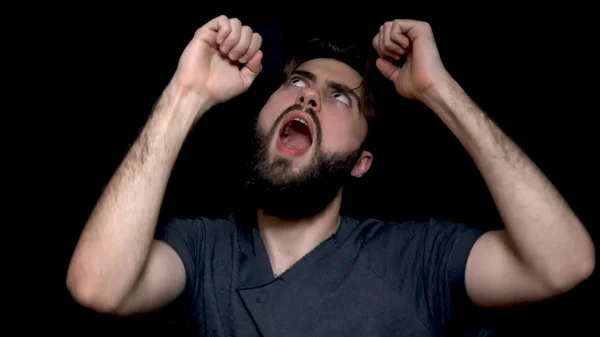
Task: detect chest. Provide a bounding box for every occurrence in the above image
[196,255,432,337]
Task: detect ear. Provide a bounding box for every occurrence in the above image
[351,150,373,178]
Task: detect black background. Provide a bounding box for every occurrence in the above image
[41,4,597,336]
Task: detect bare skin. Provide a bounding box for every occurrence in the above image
[66,15,263,315]
[373,19,595,307]
[67,14,594,320]
[254,57,373,276]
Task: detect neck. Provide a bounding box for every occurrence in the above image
[256,190,343,277]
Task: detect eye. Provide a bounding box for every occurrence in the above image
[332,92,350,105]
[289,77,306,87]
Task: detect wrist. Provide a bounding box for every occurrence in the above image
[147,83,215,142]
[164,82,215,121]
[417,75,478,140]
[419,73,461,111]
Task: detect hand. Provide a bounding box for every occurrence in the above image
[172,15,263,107]
[372,19,451,101]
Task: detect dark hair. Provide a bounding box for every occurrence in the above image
[282,38,376,124]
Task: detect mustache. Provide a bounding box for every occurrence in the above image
[280,104,317,121]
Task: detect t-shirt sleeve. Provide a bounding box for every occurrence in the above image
[156,217,205,298]
[421,217,496,336]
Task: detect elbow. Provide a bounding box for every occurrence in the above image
[549,241,596,294]
[576,243,596,285]
[66,263,123,314]
[570,237,596,288]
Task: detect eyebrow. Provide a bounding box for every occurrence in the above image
[291,70,361,105]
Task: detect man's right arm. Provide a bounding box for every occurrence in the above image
[66,15,263,315]
[66,84,211,314]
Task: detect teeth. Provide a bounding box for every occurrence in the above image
[293,117,308,126]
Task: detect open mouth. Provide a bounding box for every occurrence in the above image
[278,115,314,153]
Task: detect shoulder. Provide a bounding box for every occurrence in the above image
[341,216,436,252]
[340,216,487,280]
[344,216,486,253]
[161,214,236,226]
[157,213,241,243]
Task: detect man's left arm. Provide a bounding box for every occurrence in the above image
[373,19,595,308]
[423,77,594,307]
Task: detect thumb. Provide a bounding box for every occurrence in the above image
[376,57,400,81]
[241,50,263,84]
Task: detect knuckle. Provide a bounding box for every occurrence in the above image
[231,42,244,51]
[230,17,241,25]
[372,35,379,45]
[238,41,250,51]
[390,33,403,42]
[217,14,228,20]
[228,30,239,40]
[384,21,393,28]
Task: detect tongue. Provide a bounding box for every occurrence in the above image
[282,124,311,150]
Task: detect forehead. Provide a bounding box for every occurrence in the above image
[295,58,363,92]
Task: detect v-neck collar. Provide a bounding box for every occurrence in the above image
[234,212,357,290]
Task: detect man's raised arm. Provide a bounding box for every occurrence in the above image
[372,19,594,307]
[66,15,263,314]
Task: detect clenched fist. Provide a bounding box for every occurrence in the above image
[373,19,451,101]
[173,15,263,107]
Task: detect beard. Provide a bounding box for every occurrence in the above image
[243,105,363,220]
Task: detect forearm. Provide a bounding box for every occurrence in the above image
[67,83,211,309]
[422,79,595,290]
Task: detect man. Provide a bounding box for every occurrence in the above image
[67,15,595,336]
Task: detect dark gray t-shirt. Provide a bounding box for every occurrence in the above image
[157,213,494,336]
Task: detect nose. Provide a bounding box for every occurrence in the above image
[296,88,321,112]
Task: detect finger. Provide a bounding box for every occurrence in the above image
[372,32,382,55]
[391,20,410,49]
[383,22,404,60]
[229,26,252,60]
[375,57,400,81]
[239,32,262,64]
[379,24,401,60]
[220,18,242,54]
[390,19,432,42]
[213,15,231,44]
[241,49,263,84]
[379,25,385,57]
[195,15,229,45]
[382,22,391,47]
